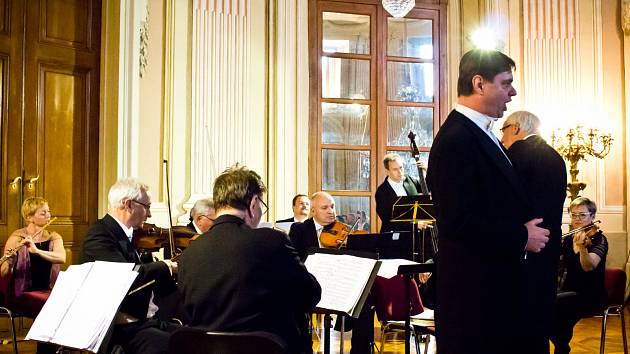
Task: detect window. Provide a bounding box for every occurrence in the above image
[309,1,446,232]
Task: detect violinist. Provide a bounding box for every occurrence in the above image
[551,197,608,354]
[289,192,374,354]
[80,178,179,354]
[187,197,216,234]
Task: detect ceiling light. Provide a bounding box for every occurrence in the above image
[382,0,415,18]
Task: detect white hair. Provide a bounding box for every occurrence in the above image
[108,178,150,209]
[191,198,214,218]
[504,111,541,135]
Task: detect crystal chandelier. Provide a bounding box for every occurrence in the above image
[382,0,415,18]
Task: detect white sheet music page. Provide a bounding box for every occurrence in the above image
[377,259,420,279]
[304,253,377,314]
[26,261,137,351]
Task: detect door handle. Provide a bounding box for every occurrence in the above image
[26,175,39,191]
[9,176,22,190]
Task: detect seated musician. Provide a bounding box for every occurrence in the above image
[178,165,321,354]
[551,197,608,354]
[289,192,374,354]
[276,194,311,223]
[1,197,66,317]
[187,197,216,233]
[80,178,179,354]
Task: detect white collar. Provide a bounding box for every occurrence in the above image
[192,221,202,234]
[313,219,324,231]
[455,104,497,131]
[109,213,134,242]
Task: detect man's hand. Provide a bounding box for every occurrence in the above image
[163,259,178,274]
[524,218,549,253]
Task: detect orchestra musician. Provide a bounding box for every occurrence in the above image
[186,197,216,234]
[1,197,66,354]
[426,49,550,354]
[551,197,608,354]
[276,194,311,223]
[289,192,374,354]
[178,165,321,354]
[501,110,567,354]
[80,178,179,354]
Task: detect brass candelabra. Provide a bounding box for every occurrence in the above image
[551,126,612,200]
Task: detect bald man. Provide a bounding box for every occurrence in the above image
[288,192,336,262]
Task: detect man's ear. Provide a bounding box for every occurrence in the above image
[471,75,484,94]
[247,197,256,218]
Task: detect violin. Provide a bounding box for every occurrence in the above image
[561,220,601,241]
[133,223,199,252]
[320,218,367,249]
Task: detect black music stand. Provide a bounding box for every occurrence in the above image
[390,195,436,262]
[346,231,414,260]
[398,263,435,354]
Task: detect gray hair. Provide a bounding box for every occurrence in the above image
[191,198,214,219]
[504,111,541,135]
[108,178,149,209]
[568,197,597,215]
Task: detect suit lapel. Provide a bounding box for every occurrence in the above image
[454,112,529,204]
[103,214,140,263]
[403,176,419,195]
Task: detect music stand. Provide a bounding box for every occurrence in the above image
[346,231,414,260]
[390,195,436,262]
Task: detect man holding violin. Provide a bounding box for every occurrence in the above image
[289,192,375,354]
[187,197,216,233]
[80,178,179,354]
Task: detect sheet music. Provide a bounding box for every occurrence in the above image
[377,259,421,279]
[26,261,137,351]
[304,253,377,315]
[274,221,294,234]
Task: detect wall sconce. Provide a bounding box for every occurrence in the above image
[551,126,612,200]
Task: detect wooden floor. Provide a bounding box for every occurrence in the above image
[0,309,627,353]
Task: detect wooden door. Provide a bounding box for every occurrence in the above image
[0,0,101,263]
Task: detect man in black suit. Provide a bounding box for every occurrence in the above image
[80,178,178,354]
[501,110,567,354]
[289,192,374,354]
[178,165,321,354]
[186,197,215,233]
[375,153,423,234]
[426,49,551,354]
[277,194,311,223]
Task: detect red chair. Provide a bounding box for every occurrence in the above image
[372,275,434,354]
[600,268,628,354]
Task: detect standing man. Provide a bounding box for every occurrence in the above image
[178,165,321,354]
[187,197,216,233]
[277,194,311,223]
[80,178,178,354]
[426,49,550,354]
[375,153,423,234]
[501,110,567,354]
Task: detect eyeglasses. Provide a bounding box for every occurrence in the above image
[200,215,216,222]
[570,212,592,220]
[258,196,268,215]
[499,124,513,132]
[131,199,151,211]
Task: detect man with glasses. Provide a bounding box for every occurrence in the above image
[552,197,608,354]
[80,178,179,354]
[178,164,321,354]
[187,197,216,233]
[500,110,567,354]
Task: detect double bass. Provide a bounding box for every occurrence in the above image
[408,131,439,259]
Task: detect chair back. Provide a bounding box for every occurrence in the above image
[604,267,627,306]
[168,327,288,354]
[372,274,424,322]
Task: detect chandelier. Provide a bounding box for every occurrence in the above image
[382,0,415,18]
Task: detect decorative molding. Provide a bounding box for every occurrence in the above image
[139,3,149,78]
[623,0,630,35]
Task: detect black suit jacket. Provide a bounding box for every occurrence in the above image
[178,215,321,354]
[508,135,567,343]
[375,175,423,233]
[426,110,533,354]
[288,218,319,262]
[80,214,175,319]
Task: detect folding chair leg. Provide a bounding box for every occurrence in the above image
[10,314,17,354]
[621,308,628,354]
[600,309,610,354]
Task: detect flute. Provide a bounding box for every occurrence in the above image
[0,217,58,265]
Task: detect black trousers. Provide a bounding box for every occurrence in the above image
[112,319,180,354]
